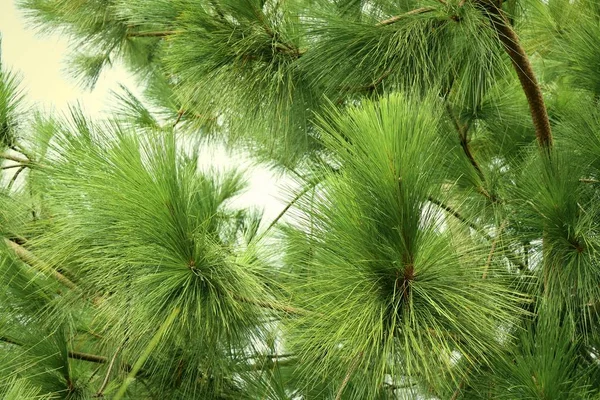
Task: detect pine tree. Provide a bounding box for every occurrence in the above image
[2,0,600,398]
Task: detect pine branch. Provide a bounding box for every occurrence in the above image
[376,7,437,26]
[450,375,467,400]
[377,1,553,148]
[366,69,393,91]
[9,144,33,160]
[1,164,26,170]
[95,343,124,397]
[255,12,303,58]
[337,7,445,94]
[172,109,185,128]
[68,351,108,364]
[166,109,217,127]
[446,105,483,177]
[482,221,506,279]
[261,180,321,237]
[0,336,20,346]
[0,152,29,164]
[335,352,363,400]
[1,152,44,171]
[445,106,498,202]
[5,238,305,320]
[340,69,394,94]
[0,336,107,364]
[427,196,480,232]
[242,353,295,361]
[427,198,527,270]
[477,1,553,148]
[4,239,79,291]
[126,30,180,38]
[7,165,26,190]
[114,307,181,400]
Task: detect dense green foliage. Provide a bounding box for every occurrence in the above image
[2,0,600,398]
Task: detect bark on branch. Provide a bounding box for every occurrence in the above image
[376,7,437,26]
[378,1,553,148]
[4,238,79,291]
[0,152,29,164]
[478,1,553,148]
[0,336,107,364]
[335,352,363,400]
[445,104,485,180]
[68,350,108,364]
[427,198,527,270]
[127,30,180,38]
[96,343,124,396]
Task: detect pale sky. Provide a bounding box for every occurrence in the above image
[0,0,289,226]
[0,0,140,115]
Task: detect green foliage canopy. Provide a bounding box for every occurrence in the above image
[1,0,600,398]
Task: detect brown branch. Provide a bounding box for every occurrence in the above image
[427,196,480,232]
[127,30,180,38]
[1,164,26,170]
[335,8,442,94]
[506,249,528,272]
[95,343,124,396]
[477,186,498,202]
[0,336,107,364]
[376,7,437,26]
[364,69,394,92]
[446,105,483,177]
[244,353,295,361]
[4,239,79,291]
[478,1,552,148]
[444,107,500,202]
[0,152,29,164]
[0,336,21,346]
[450,374,468,400]
[580,178,600,184]
[342,69,395,94]
[1,153,44,171]
[7,165,26,190]
[173,109,185,128]
[482,221,506,279]
[262,180,321,236]
[9,144,33,160]
[253,8,303,58]
[335,352,363,400]
[427,198,527,270]
[68,351,108,364]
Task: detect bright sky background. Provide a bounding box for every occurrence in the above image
[0,0,137,116]
[0,0,288,225]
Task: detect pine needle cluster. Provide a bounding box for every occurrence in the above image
[2,0,600,398]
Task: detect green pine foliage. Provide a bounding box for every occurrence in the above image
[0,38,25,150]
[2,0,600,398]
